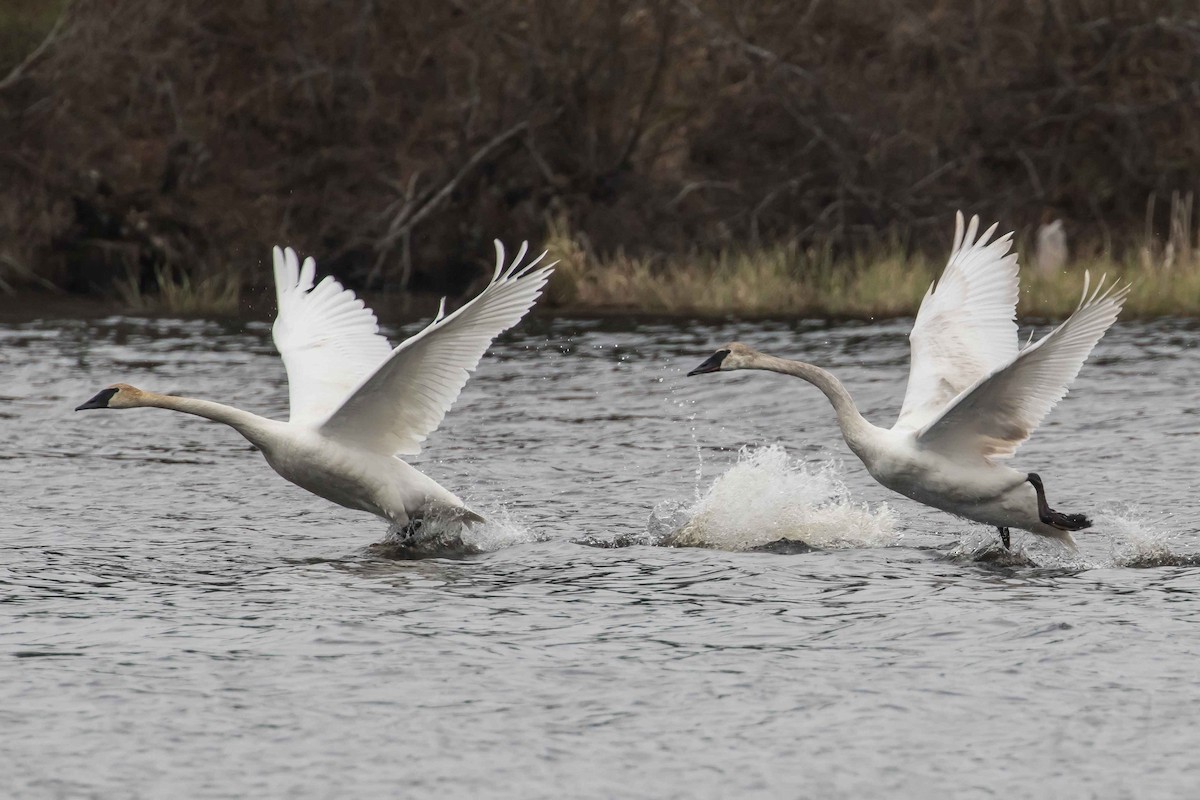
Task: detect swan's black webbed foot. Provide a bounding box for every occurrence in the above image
[997,527,1011,550]
[1026,473,1092,531]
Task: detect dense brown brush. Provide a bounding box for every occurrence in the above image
[0,0,1198,301]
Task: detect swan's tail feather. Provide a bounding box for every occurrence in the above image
[1038,527,1080,551]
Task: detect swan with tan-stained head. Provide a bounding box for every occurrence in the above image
[688,213,1129,550]
[76,241,554,535]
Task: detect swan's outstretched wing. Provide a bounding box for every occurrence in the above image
[317,241,554,456]
[894,212,1020,431]
[272,246,394,426]
[915,274,1128,460]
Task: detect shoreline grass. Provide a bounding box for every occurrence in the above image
[544,223,1200,320]
[8,227,1200,320]
[115,266,242,315]
[14,255,1200,321]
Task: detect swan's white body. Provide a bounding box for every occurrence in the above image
[77,242,554,529]
[847,424,1055,539]
[691,213,1129,547]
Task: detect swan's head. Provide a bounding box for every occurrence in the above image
[75,383,144,411]
[687,342,756,376]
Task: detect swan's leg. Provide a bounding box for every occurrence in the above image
[1026,473,1092,531]
[997,527,1011,550]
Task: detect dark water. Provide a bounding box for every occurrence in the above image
[3,314,1199,798]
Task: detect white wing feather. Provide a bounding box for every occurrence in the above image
[915,274,1129,460]
[317,241,555,456]
[894,212,1020,430]
[271,246,394,425]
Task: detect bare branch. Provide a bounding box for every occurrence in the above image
[0,3,72,94]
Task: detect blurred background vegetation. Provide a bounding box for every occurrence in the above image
[1,0,1198,314]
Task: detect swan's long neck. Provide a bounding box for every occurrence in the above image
[747,354,876,451]
[137,393,279,448]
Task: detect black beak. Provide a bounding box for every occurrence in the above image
[687,350,728,377]
[75,387,118,411]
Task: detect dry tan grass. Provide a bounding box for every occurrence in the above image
[95,218,1200,318]
[546,220,1200,319]
[116,266,242,315]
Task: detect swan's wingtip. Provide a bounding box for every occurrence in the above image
[963,213,980,247]
[512,240,530,270]
[1077,269,1092,306]
[511,248,552,279]
[491,239,506,280]
[980,219,1000,245]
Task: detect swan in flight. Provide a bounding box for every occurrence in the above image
[76,241,554,534]
[688,213,1129,549]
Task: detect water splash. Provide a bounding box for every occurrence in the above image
[1101,505,1192,567]
[652,445,896,551]
[371,505,542,559]
[945,504,1195,570]
[1020,505,1193,569]
[461,506,545,553]
[945,533,1063,569]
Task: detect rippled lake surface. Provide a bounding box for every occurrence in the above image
[3,312,1200,798]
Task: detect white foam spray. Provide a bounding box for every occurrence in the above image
[1101,504,1186,567]
[946,503,1189,569]
[655,444,896,551]
[377,504,542,558]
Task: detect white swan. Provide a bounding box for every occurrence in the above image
[688,212,1129,549]
[76,241,554,534]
